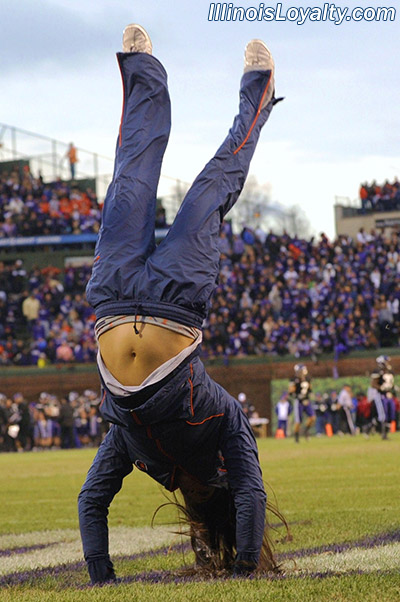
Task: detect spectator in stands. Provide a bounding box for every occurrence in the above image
[74,406,90,447]
[1,397,20,452]
[33,408,53,449]
[22,290,40,329]
[58,397,75,449]
[0,170,101,238]
[13,392,32,451]
[66,143,78,180]
[358,178,400,212]
[56,341,74,363]
[87,405,102,447]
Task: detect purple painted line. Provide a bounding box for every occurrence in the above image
[0,561,87,588]
[85,566,395,586]
[2,562,396,589]
[0,542,59,558]
[1,531,399,588]
[277,529,400,561]
[0,542,190,588]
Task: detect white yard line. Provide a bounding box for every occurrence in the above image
[2,529,399,578]
[288,542,400,574]
[0,526,176,575]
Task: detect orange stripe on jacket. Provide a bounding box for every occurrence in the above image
[233,72,272,156]
[188,364,194,417]
[131,411,142,425]
[186,413,224,426]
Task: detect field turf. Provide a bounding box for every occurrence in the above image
[1,434,400,601]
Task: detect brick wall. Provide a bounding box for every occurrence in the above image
[3,355,399,432]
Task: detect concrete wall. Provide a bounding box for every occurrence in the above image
[335,204,400,238]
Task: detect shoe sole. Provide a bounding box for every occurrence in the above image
[244,39,274,73]
[122,23,152,54]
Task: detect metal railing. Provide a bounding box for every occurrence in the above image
[334,195,357,207]
[0,123,186,224]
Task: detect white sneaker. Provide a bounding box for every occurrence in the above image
[244,39,275,107]
[244,39,274,73]
[122,24,152,54]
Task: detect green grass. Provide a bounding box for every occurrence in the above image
[1,435,400,601]
[1,449,177,533]
[1,576,400,602]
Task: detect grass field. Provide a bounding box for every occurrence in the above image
[1,435,400,601]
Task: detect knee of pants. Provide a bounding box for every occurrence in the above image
[77,487,92,511]
[78,484,110,513]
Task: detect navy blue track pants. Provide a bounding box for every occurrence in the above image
[86,52,276,327]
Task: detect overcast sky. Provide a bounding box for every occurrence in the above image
[1,0,399,237]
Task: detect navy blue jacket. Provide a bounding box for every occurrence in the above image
[78,353,266,581]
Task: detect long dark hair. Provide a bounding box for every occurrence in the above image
[155,472,290,576]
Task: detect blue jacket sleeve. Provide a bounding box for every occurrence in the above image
[78,425,133,584]
[219,398,266,574]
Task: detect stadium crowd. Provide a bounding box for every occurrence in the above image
[0,260,96,366]
[202,222,400,359]
[2,223,400,364]
[0,168,101,237]
[359,178,400,213]
[2,166,400,363]
[0,389,106,452]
